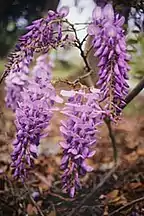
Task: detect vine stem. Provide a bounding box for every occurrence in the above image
[110,196,144,216]
[104,118,118,163]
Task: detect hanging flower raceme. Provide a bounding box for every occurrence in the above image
[32,53,54,82]
[11,54,57,179]
[5,42,34,110]
[88,4,130,117]
[11,92,52,179]
[5,60,29,111]
[5,45,33,81]
[19,6,69,53]
[30,54,62,105]
[4,7,69,111]
[5,6,69,75]
[60,89,104,197]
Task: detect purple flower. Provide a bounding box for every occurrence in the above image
[88,4,131,117]
[5,61,29,110]
[19,6,69,54]
[11,92,52,179]
[60,89,104,197]
[5,46,33,77]
[11,54,57,179]
[4,7,69,103]
[5,52,55,111]
[30,54,60,105]
[32,54,54,81]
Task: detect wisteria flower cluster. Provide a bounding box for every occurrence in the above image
[88,4,130,116]
[4,3,132,197]
[5,6,69,74]
[11,54,56,179]
[5,59,29,111]
[60,89,104,197]
[19,6,69,55]
[5,6,69,110]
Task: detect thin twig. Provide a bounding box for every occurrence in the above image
[53,78,81,87]
[24,183,45,216]
[72,70,93,84]
[53,70,93,87]
[110,196,144,216]
[48,191,74,202]
[104,118,118,163]
[66,20,91,72]
[80,34,88,46]
[73,22,91,25]
[66,20,95,87]
[75,42,91,72]
[68,165,117,216]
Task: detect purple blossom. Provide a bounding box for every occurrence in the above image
[30,54,61,105]
[88,4,130,117]
[4,6,69,110]
[11,93,52,179]
[11,54,57,179]
[32,54,54,81]
[5,61,29,111]
[5,46,33,77]
[4,7,69,103]
[19,6,69,54]
[60,89,104,197]
[5,52,55,111]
